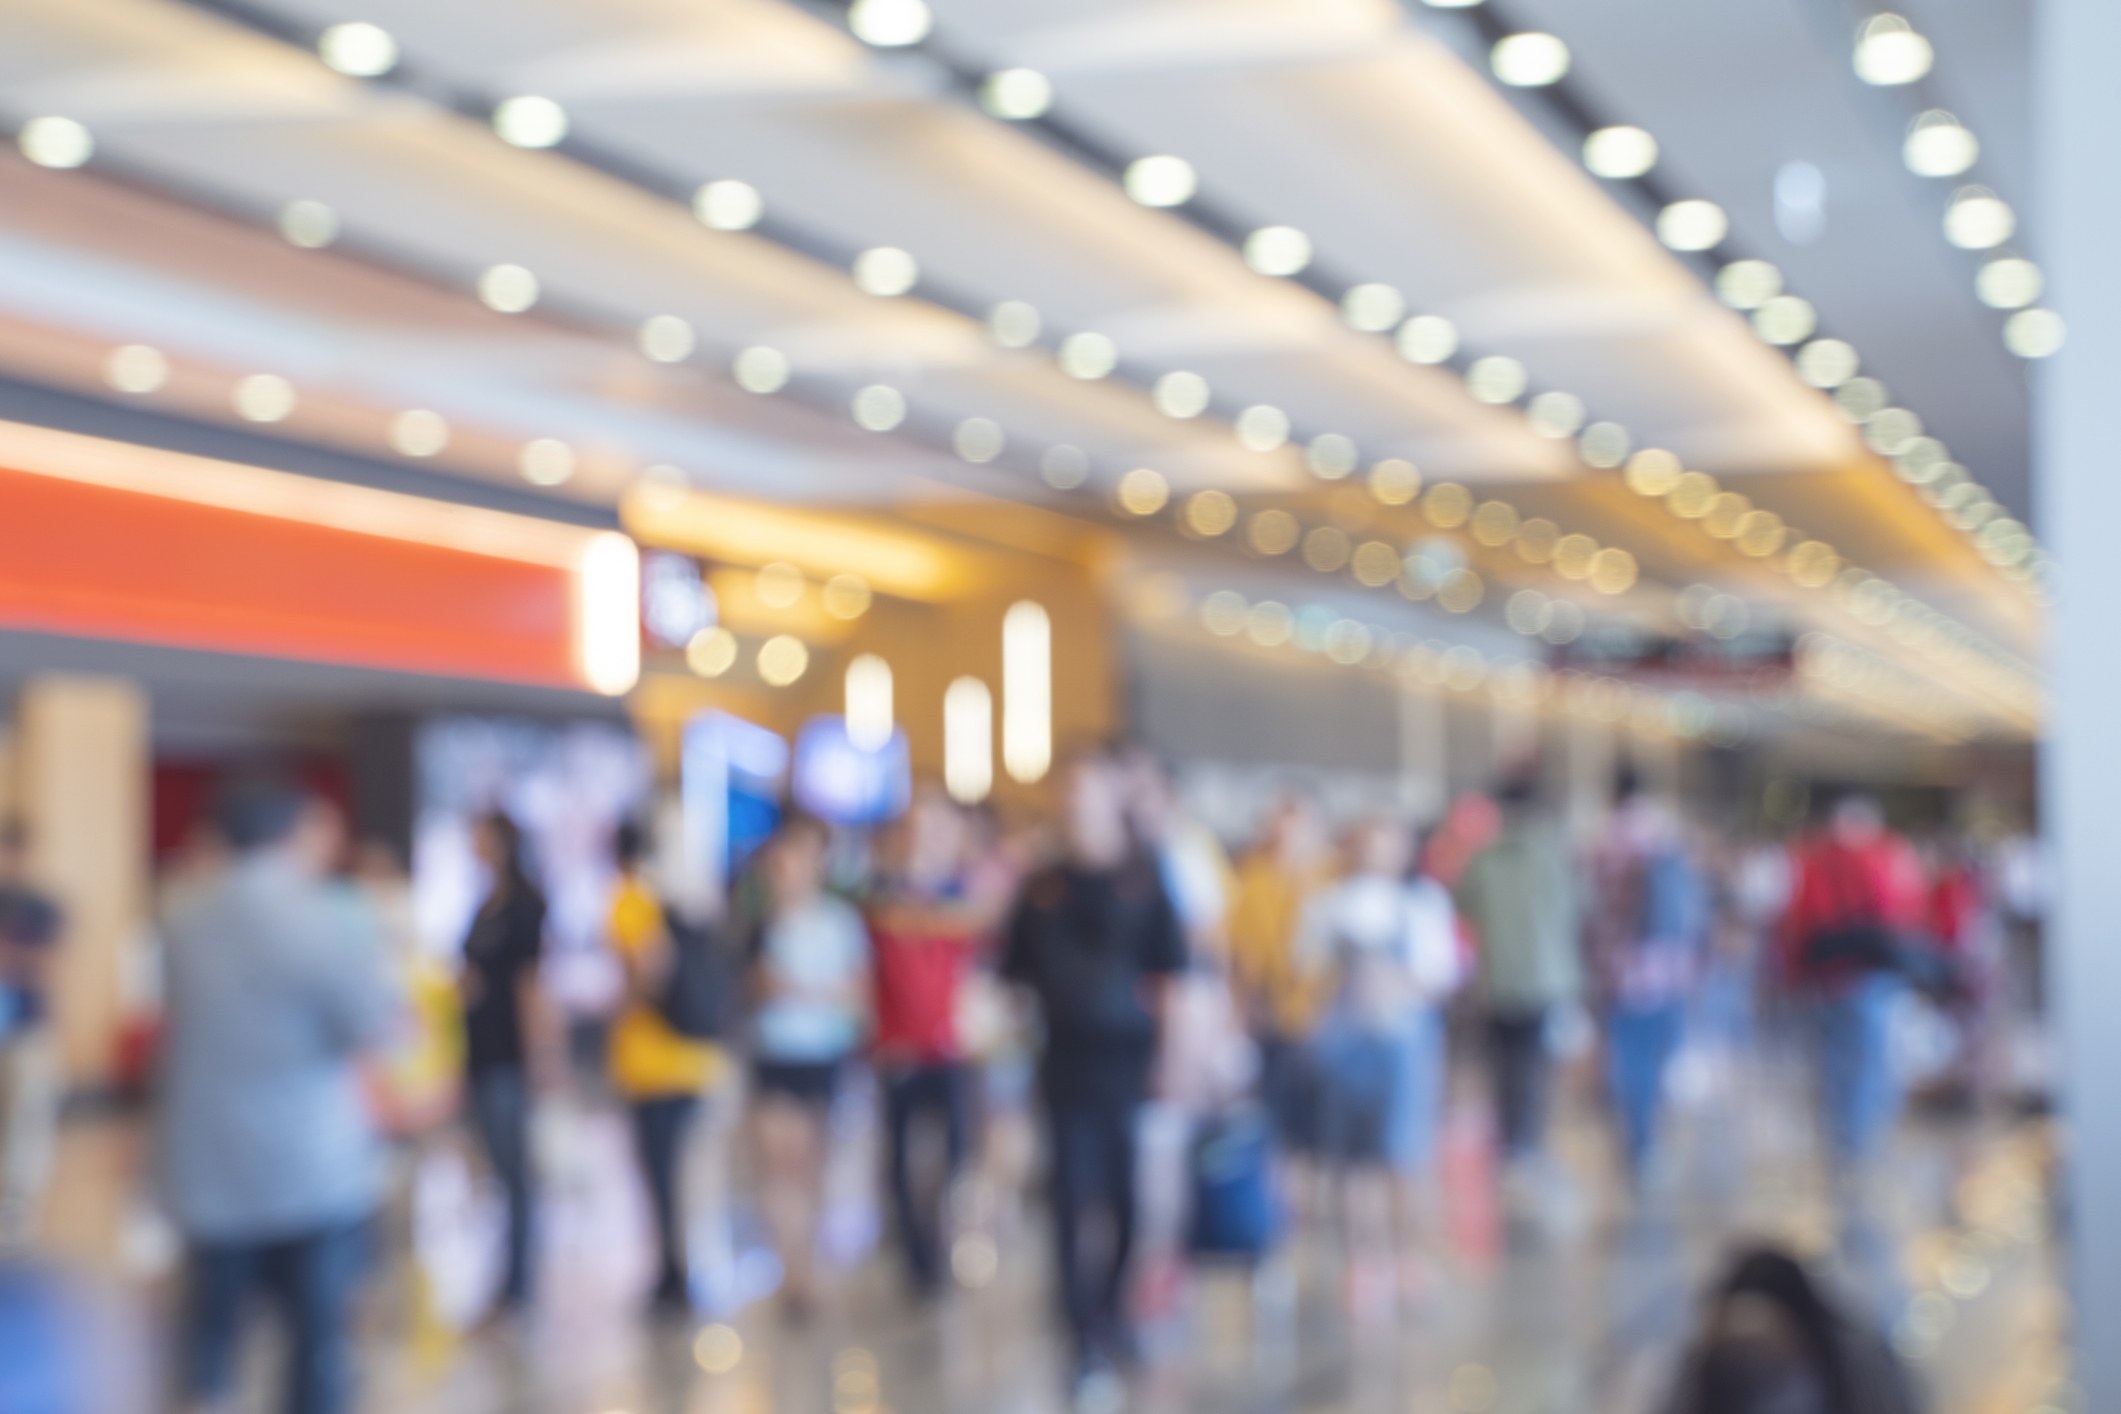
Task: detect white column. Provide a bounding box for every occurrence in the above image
[2040,0,2121,1400]
[16,675,149,1091]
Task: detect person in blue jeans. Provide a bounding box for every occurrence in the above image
[159,778,395,1414]
[1584,772,1707,1184]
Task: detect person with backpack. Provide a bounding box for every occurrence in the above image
[606,819,722,1311]
[1584,772,1708,1184]
[1001,746,1186,1406]
[1780,796,1929,1174]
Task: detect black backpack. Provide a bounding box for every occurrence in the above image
[658,911,738,1040]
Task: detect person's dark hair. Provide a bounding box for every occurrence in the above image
[1688,1248,1857,1414]
[1614,763,1643,805]
[614,817,649,868]
[1497,771,1542,808]
[212,776,309,852]
[479,811,532,892]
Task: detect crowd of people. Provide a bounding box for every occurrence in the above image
[0,750,2041,1414]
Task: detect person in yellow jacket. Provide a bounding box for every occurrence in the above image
[607,819,720,1310]
[1227,795,1336,1156]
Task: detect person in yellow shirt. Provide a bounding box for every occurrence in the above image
[607,819,719,1310]
[1227,795,1336,1157]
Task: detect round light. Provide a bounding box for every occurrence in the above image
[1506,590,1549,635]
[988,300,1042,348]
[104,344,167,395]
[1865,407,1923,455]
[1324,620,1373,665]
[1302,526,1351,573]
[1352,541,1401,586]
[694,179,762,231]
[755,562,805,608]
[1235,405,1290,453]
[317,21,398,77]
[1833,377,1889,422]
[1527,390,1585,438]
[1624,449,1684,497]
[1184,490,1237,537]
[493,95,567,148]
[1795,338,1860,388]
[1368,459,1421,505]
[824,573,874,620]
[1542,601,1585,644]
[1736,510,1787,558]
[1305,433,1358,480]
[1152,370,1210,419]
[732,346,789,393]
[1058,331,1117,379]
[2004,309,2066,359]
[1752,295,1818,345]
[1124,155,1197,208]
[1438,570,1485,614]
[1715,260,1783,310]
[389,408,449,457]
[1247,601,1293,647]
[758,634,810,686]
[1786,541,1840,588]
[693,1323,743,1375]
[1589,548,1638,594]
[1904,112,1978,177]
[1244,226,1312,277]
[478,263,539,313]
[1579,421,1630,467]
[1977,257,2043,310]
[639,315,695,363]
[1657,199,1728,252]
[1491,32,1570,87]
[1397,315,1459,365]
[1247,509,1300,555]
[849,0,931,46]
[233,373,295,423]
[1342,284,1405,332]
[1893,439,1949,483]
[1041,445,1089,490]
[1704,492,1751,538]
[1201,590,1248,636]
[852,384,907,431]
[954,417,1005,463]
[20,117,92,169]
[1854,15,1933,86]
[1116,468,1169,516]
[1470,500,1519,547]
[1515,517,1560,562]
[1667,471,1718,518]
[980,68,1053,120]
[853,246,919,297]
[1583,126,1657,179]
[686,628,739,678]
[1422,482,1473,528]
[1465,355,1527,404]
[1553,534,1598,579]
[1944,190,2015,250]
[519,438,576,485]
[279,199,339,249]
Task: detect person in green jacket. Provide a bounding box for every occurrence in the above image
[1455,776,1582,1171]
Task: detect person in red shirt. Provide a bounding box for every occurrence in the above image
[866,783,994,1295]
[1779,795,1928,1170]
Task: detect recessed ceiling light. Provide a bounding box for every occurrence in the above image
[1243,226,1312,277]
[278,199,338,249]
[1583,126,1657,179]
[1491,33,1570,87]
[1341,284,1405,332]
[848,0,932,47]
[693,180,762,231]
[1657,199,1728,252]
[1124,155,1197,208]
[852,246,919,296]
[2004,309,2065,359]
[1944,189,2015,249]
[477,263,539,313]
[732,346,789,393]
[493,95,567,148]
[317,21,397,77]
[1904,111,1978,177]
[988,300,1041,348]
[1396,315,1458,364]
[19,117,91,169]
[1152,371,1211,419]
[1854,14,1933,86]
[980,68,1052,120]
[1976,257,2043,310]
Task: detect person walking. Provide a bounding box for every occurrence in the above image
[1780,796,1928,1177]
[1584,773,1709,1185]
[866,784,987,1296]
[159,779,394,1414]
[747,813,869,1320]
[1454,776,1582,1188]
[1001,747,1186,1405]
[1227,795,1334,1172]
[457,811,553,1321]
[0,818,63,1249]
[607,819,719,1311]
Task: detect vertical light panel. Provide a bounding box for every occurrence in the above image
[576,531,641,695]
[1001,599,1051,783]
[846,653,894,750]
[944,676,994,803]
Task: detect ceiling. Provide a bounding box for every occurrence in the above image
[0,0,2044,743]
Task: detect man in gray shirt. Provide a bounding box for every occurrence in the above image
[159,779,395,1414]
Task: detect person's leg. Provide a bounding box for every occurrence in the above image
[264,1219,370,1414]
[1605,1006,1654,1175]
[468,1067,534,1308]
[0,1026,60,1246]
[181,1238,258,1410]
[1485,1012,1539,1161]
[752,1092,824,1310]
[1847,976,1904,1160]
[1043,1097,1098,1366]
[882,1068,938,1289]
[632,1095,697,1302]
[1096,1095,1141,1352]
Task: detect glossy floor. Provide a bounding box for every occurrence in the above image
[27,1045,2069,1414]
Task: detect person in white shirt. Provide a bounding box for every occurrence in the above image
[1301,817,1463,1317]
